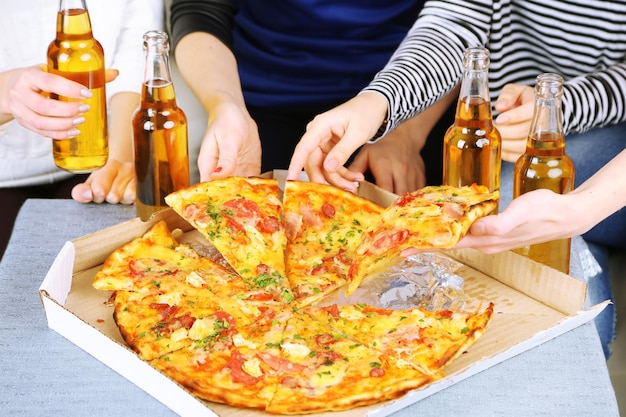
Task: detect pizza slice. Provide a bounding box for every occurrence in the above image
[92,220,246,295]
[165,177,293,304]
[266,311,432,414]
[346,184,499,295]
[282,180,383,306]
[149,306,292,410]
[306,302,494,377]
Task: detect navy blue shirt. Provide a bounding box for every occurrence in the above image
[171,0,424,107]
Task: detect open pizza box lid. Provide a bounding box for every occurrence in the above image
[39,170,608,417]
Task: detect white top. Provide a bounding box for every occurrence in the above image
[0,0,164,187]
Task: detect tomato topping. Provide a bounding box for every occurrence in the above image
[310,265,328,275]
[228,350,261,385]
[361,306,393,316]
[280,376,299,388]
[370,367,386,377]
[213,310,237,328]
[256,264,271,276]
[315,333,336,346]
[149,303,179,320]
[320,304,340,318]
[258,352,306,373]
[315,350,343,366]
[370,230,410,251]
[258,215,280,233]
[321,202,336,218]
[224,217,246,237]
[222,198,261,221]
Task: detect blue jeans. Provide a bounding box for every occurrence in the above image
[500,122,626,358]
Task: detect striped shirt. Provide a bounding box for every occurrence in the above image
[365,0,626,137]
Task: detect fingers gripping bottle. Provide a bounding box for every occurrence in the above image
[513,73,575,274]
[47,0,108,172]
[133,30,190,221]
[443,47,501,207]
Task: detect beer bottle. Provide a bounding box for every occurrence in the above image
[47,0,108,173]
[513,73,575,273]
[443,47,501,203]
[133,30,190,221]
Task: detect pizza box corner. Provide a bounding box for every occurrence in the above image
[38,171,609,417]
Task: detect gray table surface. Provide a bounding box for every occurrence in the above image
[0,199,619,417]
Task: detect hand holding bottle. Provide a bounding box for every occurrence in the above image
[0,65,90,138]
[493,83,536,162]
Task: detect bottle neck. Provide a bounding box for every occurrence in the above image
[526,74,565,152]
[57,0,92,38]
[456,47,493,121]
[142,32,174,86]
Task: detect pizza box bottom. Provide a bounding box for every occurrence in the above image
[38,174,608,417]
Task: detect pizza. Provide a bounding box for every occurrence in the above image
[346,184,499,295]
[92,179,497,414]
[164,177,292,304]
[282,180,384,306]
[306,302,494,378]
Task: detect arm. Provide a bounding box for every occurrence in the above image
[171,0,261,179]
[456,148,626,253]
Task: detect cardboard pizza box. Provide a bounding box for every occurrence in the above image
[39,171,608,417]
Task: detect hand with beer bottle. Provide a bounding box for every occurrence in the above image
[0,65,96,139]
[0,0,163,259]
[0,63,136,204]
[455,149,626,253]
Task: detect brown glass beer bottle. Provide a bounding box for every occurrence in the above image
[513,73,575,273]
[47,0,108,173]
[133,30,190,221]
[443,47,501,205]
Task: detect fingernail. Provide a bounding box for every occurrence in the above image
[80,189,92,200]
[212,166,223,173]
[79,104,90,113]
[80,89,92,98]
[495,115,508,124]
[73,116,85,126]
[67,129,80,138]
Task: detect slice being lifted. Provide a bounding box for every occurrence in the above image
[165,177,292,303]
[347,184,499,295]
[282,180,384,306]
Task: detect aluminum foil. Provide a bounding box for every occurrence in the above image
[318,252,467,311]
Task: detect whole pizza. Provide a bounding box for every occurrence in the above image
[92,177,497,414]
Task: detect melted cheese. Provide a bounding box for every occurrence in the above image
[188,317,215,340]
[170,327,188,342]
[233,333,257,349]
[186,271,206,288]
[157,291,181,306]
[310,362,346,388]
[242,357,263,378]
[281,342,310,360]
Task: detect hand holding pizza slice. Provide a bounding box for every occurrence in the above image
[346,184,499,295]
